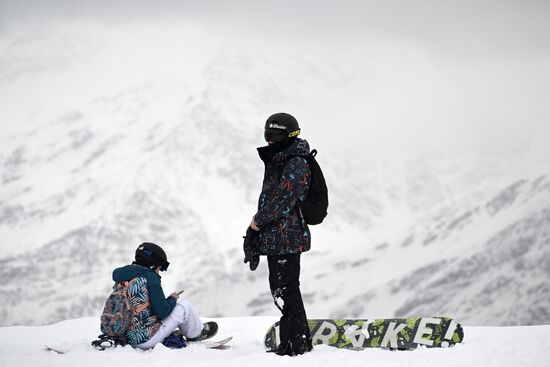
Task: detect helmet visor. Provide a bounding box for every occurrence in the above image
[264,128,286,143]
[159,261,170,272]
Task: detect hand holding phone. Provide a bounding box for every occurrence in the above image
[171,290,184,299]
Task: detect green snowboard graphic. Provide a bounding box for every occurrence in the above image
[264,317,464,350]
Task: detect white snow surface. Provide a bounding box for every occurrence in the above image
[1,317,549,367]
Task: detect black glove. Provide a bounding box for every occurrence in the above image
[243,227,260,271]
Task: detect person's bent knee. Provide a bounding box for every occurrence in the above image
[164,302,186,322]
[177,298,194,310]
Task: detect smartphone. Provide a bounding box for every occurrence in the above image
[176,290,184,296]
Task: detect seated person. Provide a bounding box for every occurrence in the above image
[105,242,217,349]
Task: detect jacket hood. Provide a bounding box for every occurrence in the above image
[258,138,310,164]
[112,264,159,282]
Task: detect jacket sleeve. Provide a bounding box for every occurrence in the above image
[146,273,177,320]
[254,157,310,227]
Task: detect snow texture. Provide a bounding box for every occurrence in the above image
[1,317,550,367]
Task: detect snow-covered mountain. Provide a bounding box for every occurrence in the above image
[1,24,549,327]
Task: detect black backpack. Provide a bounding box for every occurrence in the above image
[282,149,328,225]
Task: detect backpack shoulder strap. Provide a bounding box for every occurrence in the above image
[277,151,314,180]
[286,149,316,162]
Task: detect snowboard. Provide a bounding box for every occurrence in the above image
[264,317,464,350]
[205,336,233,349]
[44,345,68,354]
[45,337,233,353]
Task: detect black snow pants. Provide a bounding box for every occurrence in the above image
[267,254,313,356]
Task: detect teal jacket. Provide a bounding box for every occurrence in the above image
[112,264,176,320]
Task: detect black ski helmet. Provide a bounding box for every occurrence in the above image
[135,242,170,271]
[264,113,301,143]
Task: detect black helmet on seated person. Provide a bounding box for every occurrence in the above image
[264,113,301,144]
[134,242,170,271]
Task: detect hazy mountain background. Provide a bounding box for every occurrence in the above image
[0,0,549,327]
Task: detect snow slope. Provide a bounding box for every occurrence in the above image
[1,22,549,327]
[1,317,549,367]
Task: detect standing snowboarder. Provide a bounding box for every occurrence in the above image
[245,112,313,356]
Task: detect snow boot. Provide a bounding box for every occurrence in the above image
[267,338,313,356]
[187,321,218,342]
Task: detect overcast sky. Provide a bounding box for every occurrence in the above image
[2,0,548,50]
[1,0,549,160]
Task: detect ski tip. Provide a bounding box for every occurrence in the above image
[205,336,233,349]
[209,344,232,350]
[44,345,66,354]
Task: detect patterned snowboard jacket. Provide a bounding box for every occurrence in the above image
[111,264,177,346]
[254,138,312,256]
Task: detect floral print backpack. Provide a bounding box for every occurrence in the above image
[100,277,161,346]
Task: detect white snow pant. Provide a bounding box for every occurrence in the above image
[136,299,204,349]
